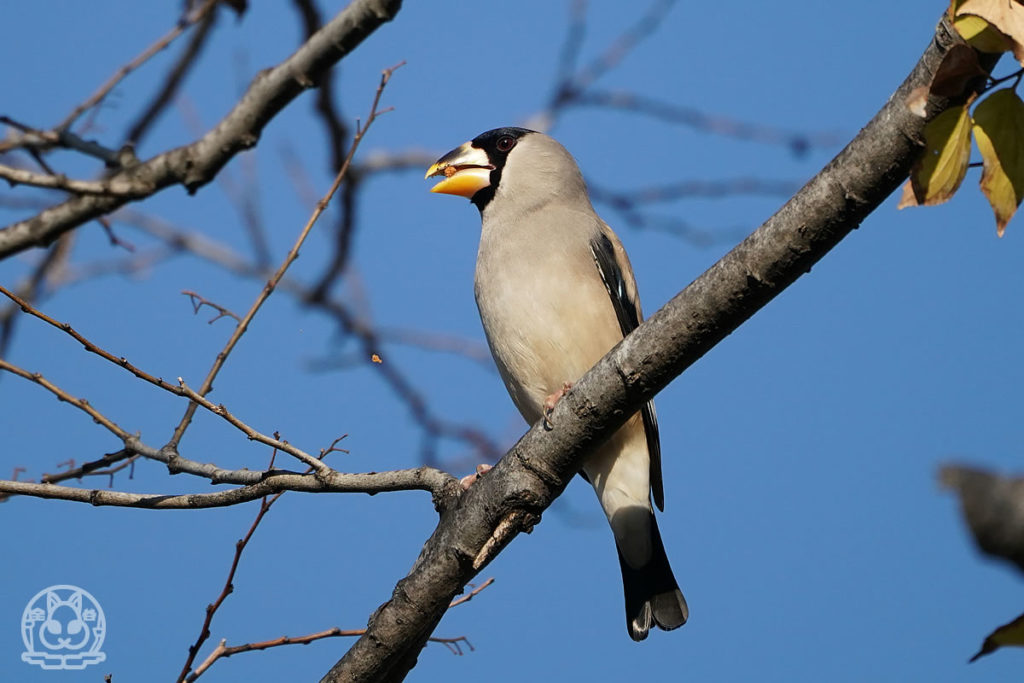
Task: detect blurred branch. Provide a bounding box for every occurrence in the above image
[0,163,151,196]
[56,0,222,133]
[322,16,998,682]
[95,209,505,464]
[940,464,1024,575]
[167,61,401,450]
[0,0,403,259]
[0,234,72,358]
[572,90,843,154]
[0,116,120,164]
[125,1,221,146]
[551,0,677,104]
[291,0,360,300]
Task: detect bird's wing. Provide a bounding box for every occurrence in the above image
[590,223,664,511]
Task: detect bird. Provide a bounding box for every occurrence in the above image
[425,127,687,641]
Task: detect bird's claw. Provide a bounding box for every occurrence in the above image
[542,381,574,429]
[459,463,493,490]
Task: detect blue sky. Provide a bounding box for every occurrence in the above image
[1,1,1022,681]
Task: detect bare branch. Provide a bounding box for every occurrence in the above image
[177,482,285,683]
[0,358,130,439]
[0,466,460,509]
[0,163,152,196]
[56,0,221,132]
[0,284,186,396]
[572,90,843,153]
[182,289,242,324]
[168,61,402,449]
[447,578,495,609]
[123,207,505,463]
[0,116,120,163]
[176,378,333,474]
[0,0,403,259]
[124,2,221,146]
[188,628,473,682]
[0,234,72,358]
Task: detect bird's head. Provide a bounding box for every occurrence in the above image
[425,128,588,212]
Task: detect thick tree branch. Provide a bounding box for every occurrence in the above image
[320,17,999,683]
[0,0,402,259]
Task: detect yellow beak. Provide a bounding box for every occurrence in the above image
[425,142,494,198]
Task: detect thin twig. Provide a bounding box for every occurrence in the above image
[0,284,186,396]
[124,2,220,146]
[167,61,404,450]
[177,480,287,683]
[188,628,473,681]
[0,358,130,439]
[56,0,221,132]
[176,378,332,473]
[182,290,242,324]
[447,578,495,608]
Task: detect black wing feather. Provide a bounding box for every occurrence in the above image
[590,231,665,511]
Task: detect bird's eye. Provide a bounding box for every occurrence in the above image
[495,135,516,153]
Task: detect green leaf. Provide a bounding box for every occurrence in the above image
[972,88,1024,236]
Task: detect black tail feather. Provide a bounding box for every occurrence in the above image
[616,512,687,641]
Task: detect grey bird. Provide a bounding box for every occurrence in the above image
[425,127,687,640]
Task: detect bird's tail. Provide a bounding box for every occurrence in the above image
[615,511,688,641]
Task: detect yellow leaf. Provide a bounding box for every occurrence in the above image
[972,88,1024,235]
[906,104,973,207]
[954,14,1012,53]
[371,353,382,364]
[970,611,1024,662]
[957,0,1024,64]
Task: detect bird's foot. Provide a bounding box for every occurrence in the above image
[459,463,493,490]
[542,381,574,429]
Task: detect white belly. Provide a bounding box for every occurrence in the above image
[474,216,623,424]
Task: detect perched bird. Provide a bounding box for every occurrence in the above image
[425,127,687,640]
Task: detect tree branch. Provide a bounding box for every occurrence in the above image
[0,0,403,259]
[320,17,1000,683]
[0,466,459,509]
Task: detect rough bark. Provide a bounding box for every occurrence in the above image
[320,16,999,683]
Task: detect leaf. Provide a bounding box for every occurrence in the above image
[970,611,1024,662]
[957,0,1024,64]
[904,104,973,207]
[929,44,986,98]
[972,88,1024,235]
[954,13,1012,54]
